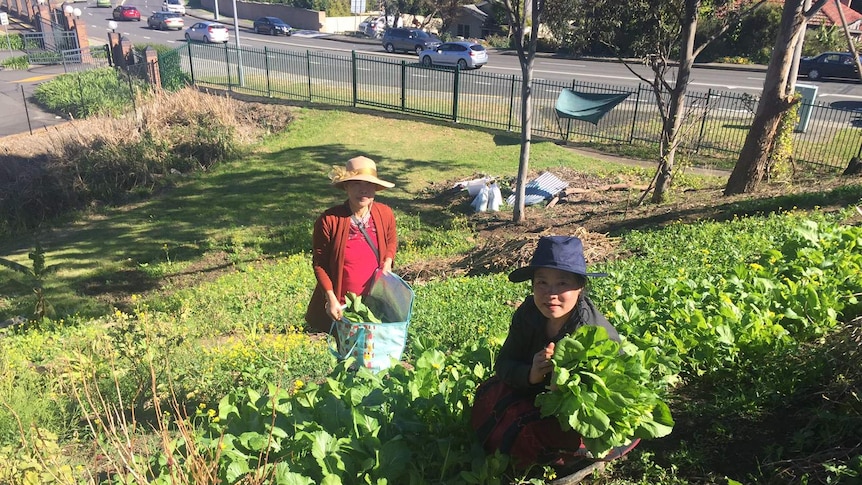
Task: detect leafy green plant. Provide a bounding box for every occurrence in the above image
[342,292,381,323]
[33,67,144,118]
[0,240,59,322]
[536,325,675,457]
[1,55,29,70]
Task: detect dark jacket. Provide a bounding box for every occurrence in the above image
[495,295,619,394]
[304,201,398,332]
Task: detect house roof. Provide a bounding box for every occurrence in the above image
[762,0,862,28]
[811,0,862,29]
[460,4,488,21]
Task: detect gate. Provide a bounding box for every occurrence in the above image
[23,17,79,65]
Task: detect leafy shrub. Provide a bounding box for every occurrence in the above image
[0,32,24,50]
[0,88,274,235]
[1,55,29,70]
[33,68,145,118]
[484,34,510,49]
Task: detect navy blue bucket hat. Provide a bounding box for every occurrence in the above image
[508,235,607,283]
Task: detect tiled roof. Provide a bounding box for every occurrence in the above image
[763,0,862,28]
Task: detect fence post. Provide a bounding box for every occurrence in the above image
[351,50,357,107]
[264,46,271,97]
[507,75,516,131]
[629,84,643,144]
[224,43,232,90]
[694,88,713,154]
[306,50,312,101]
[187,42,196,85]
[452,65,460,122]
[144,46,161,91]
[401,60,406,111]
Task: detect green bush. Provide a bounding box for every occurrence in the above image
[1,55,29,70]
[33,67,142,118]
[0,32,24,50]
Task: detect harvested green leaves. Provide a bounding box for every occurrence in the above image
[342,292,382,323]
[535,325,675,457]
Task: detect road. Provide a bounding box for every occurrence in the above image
[74,0,862,107]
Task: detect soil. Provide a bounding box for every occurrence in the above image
[396,163,862,283]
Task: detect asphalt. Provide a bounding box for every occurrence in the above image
[0,9,767,139]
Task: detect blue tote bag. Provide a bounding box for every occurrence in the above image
[330,270,414,372]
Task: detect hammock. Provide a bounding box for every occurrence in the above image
[554,88,631,139]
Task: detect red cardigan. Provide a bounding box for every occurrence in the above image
[305,201,398,332]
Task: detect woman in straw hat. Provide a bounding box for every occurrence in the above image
[470,235,638,472]
[305,156,398,333]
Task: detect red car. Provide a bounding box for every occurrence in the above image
[112,5,141,21]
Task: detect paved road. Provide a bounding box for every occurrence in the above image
[0,18,72,139]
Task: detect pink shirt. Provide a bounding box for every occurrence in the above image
[341,216,379,299]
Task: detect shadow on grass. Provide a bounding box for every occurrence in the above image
[601,183,862,236]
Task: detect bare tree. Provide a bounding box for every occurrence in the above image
[625,0,765,202]
[724,0,829,195]
[492,0,543,223]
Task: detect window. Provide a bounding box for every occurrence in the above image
[456,24,470,38]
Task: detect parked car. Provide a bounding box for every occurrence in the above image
[112,5,141,21]
[147,11,183,30]
[358,15,393,38]
[381,28,441,55]
[95,0,111,7]
[798,52,862,81]
[161,0,185,16]
[185,21,229,43]
[252,16,292,36]
[419,41,488,69]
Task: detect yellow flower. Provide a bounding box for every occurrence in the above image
[294,379,304,390]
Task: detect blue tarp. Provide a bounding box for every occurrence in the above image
[555,89,631,125]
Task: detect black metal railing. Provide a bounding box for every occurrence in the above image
[161,42,862,172]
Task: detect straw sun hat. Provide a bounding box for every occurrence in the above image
[329,156,394,190]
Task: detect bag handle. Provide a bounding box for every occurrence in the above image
[328,319,364,361]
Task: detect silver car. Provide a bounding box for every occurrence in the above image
[185,21,229,43]
[419,41,488,69]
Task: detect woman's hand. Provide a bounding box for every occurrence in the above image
[325,293,343,321]
[529,342,555,385]
[381,258,393,274]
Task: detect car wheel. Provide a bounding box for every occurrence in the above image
[384,43,395,53]
[414,46,423,55]
[185,32,191,41]
[808,69,821,81]
[204,35,211,43]
[271,29,277,36]
[421,56,432,67]
[457,59,468,70]
[255,26,261,34]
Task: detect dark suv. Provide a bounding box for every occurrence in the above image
[381,28,441,55]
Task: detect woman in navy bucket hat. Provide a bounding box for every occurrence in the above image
[470,235,638,473]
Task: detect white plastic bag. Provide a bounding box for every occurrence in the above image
[488,182,502,211]
[471,184,490,212]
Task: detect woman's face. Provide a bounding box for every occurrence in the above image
[532,267,585,323]
[345,180,378,210]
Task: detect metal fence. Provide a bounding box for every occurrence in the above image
[164,42,862,172]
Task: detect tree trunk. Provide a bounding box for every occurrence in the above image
[652,0,698,203]
[509,0,541,223]
[513,66,533,223]
[724,0,806,195]
[724,102,789,193]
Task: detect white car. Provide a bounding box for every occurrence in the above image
[162,0,185,16]
[420,41,489,69]
[185,21,229,43]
